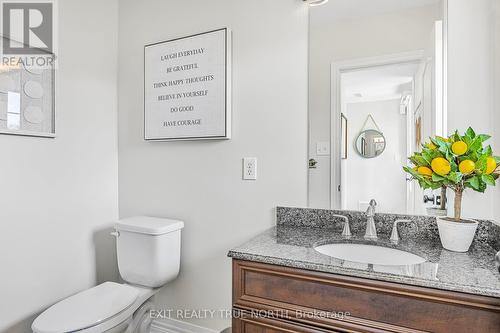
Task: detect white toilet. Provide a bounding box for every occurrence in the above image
[32,216,184,333]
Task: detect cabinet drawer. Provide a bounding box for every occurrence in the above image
[232,260,500,333]
[233,312,337,333]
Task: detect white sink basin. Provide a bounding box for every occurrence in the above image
[314,243,426,266]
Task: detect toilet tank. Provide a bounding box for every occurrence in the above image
[114,216,184,288]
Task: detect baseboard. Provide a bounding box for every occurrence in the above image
[150,318,221,333]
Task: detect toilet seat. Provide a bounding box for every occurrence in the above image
[32,282,139,333]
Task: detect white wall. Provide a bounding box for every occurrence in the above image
[117,0,308,330]
[447,0,498,221]
[342,100,407,213]
[308,5,440,208]
[0,0,119,332]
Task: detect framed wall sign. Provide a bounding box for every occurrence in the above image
[144,28,231,141]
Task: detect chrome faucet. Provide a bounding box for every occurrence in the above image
[390,219,417,243]
[364,199,378,240]
[331,214,351,238]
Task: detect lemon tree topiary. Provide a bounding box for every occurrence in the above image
[403,127,499,222]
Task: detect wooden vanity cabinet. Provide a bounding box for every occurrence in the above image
[233,314,334,333]
[232,259,500,333]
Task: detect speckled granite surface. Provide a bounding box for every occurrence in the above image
[228,207,500,298]
[276,206,500,250]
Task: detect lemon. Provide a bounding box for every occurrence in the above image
[451,141,468,155]
[417,166,433,177]
[485,157,497,175]
[431,157,451,176]
[459,160,475,174]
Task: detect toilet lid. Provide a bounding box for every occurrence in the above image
[32,282,139,333]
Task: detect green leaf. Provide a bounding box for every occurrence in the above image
[404,166,423,181]
[430,137,440,146]
[431,137,448,151]
[450,161,458,172]
[466,127,476,139]
[476,154,488,172]
[483,145,493,156]
[430,182,443,190]
[403,166,416,174]
[478,179,487,192]
[412,155,429,166]
[463,135,473,147]
[465,176,481,191]
[479,134,491,142]
[494,156,500,164]
[468,150,479,162]
[450,132,459,142]
[482,174,496,186]
[447,172,463,184]
[438,145,449,155]
[465,175,489,192]
[445,149,454,161]
[469,136,483,152]
[421,176,441,189]
[432,174,446,181]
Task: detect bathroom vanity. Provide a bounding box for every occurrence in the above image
[228,207,500,333]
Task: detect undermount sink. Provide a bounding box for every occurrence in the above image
[314,243,426,266]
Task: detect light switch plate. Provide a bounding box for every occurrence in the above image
[316,141,330,156]
[243,157,257,180]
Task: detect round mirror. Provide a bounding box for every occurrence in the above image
[355,129,386,158]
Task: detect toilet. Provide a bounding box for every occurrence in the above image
[32,216,184,333]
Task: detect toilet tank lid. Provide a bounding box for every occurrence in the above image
[115,216,184,235]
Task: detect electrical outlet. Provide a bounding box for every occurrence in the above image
[243,157,257,180]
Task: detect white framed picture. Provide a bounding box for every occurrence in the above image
[144,28,231,141]
[0,41,55,138]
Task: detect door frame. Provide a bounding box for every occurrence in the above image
[330,51,425,209]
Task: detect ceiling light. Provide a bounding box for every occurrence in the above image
[304,0,329,7]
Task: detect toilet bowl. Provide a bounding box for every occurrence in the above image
[32,216,184,333]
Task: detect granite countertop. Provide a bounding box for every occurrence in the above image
[228,208,500,298]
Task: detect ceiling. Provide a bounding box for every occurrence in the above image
[342,62,420,103]
[311,0,441,24]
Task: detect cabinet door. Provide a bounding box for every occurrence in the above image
[233,316,338,333]
[233,259,500,333]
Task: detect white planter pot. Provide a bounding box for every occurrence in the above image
[436,217,478,252]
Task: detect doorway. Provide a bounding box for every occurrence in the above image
[330,51,435,214]
[339,61,421,214]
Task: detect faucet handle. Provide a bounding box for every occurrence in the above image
[390,219,414,243]
[342,219,352,238]
[366,199,377,216]
[330,214,351,238]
